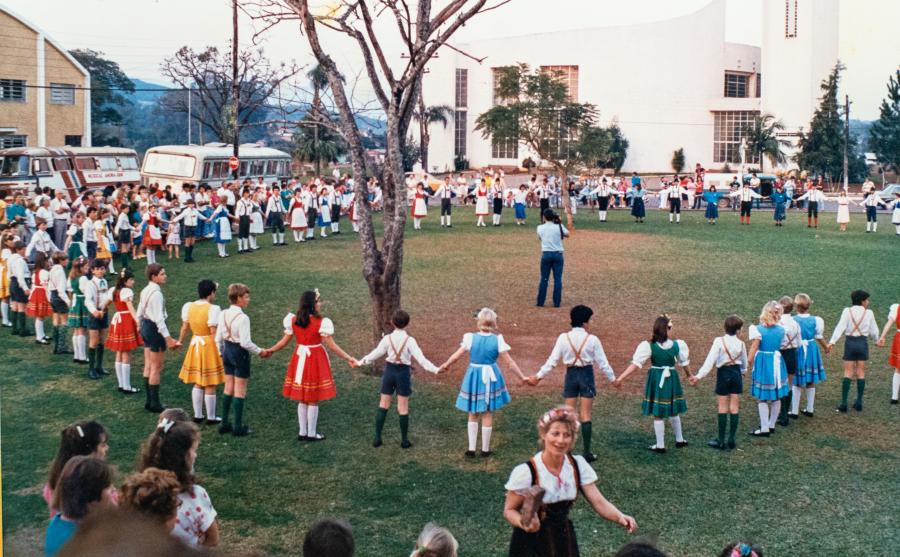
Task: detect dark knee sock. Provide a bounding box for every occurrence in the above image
[96,345,105,369]
[717,413,727,444]
[856,379,865,403]
[221,394,234,424]
[9,311,18,334]
[779,396,789,419]
[728,413,739,443]
[144,378,151,406]
[374,407,388,442]
[52,325,60,351]
[233,397,245,429]
[87,346,97,370]
[841,378,852,406]
[581,421,593,454]
[399,413,409,443]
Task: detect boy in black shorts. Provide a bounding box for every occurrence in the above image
[690,315,748,450]
[83,258,111,379]
[356,310,440,449]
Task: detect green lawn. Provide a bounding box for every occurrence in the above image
[2,206,899,556]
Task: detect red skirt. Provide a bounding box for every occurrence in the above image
[106,311,143,352]
[26,287,52,318]
[282,344,336,402]
[889,332,900,368]
[143,227,163,247]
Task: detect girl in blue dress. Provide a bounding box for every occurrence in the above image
[702,186,726,224]
[630,184,646,223]
[211,200,234,258]
[439,308,527,458]
[748,301,789,437]
[770,183,789,226]
[791,293,827,417]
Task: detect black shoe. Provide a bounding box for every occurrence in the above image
[88,368,102,380]
[648,445,667,454]
[726,440,736,450]
[121,387,140,395]
[802,410,814,417]
[787,413,799,419]
[401,440,413,449]
[465,450,477,458]
[707,439,726,450]
[373,439,383,448]
[193,417,205,424]
[778,417,790,427]
[146,403,167,414]
[219,423,233,434]
[853,401,862,412]
[748,430,770,437]
[97,367,111,376]
[298,434,308,441]
[891,399,899,405]
[36,338,50,345]
[77,359,89,365]
[480,450,492,458]
[306,433,326,442]
[836,405,848,413]
[583,452,597,463]
[675,441,689,448]
[205,417,222,426]
[56,348,74,355]
[232,425,253,437]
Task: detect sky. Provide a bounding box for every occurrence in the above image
[4,0,899,119]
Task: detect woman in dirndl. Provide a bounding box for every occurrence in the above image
[267,289,356,442]
[177,280,224,424]
[614,315,692,453]
[67,257,90,365]
[878,301,900,404]
[105,268,142,394]
[26,252,53,344]
[141,205,164,265]
[630,184,647,223]
[289,190,308,243]
[504,406,637,557]
[474,179,490,227]
[411,183,428,230]
[791,293,827,416]
[747,301,789,437]
[211,200,233,258]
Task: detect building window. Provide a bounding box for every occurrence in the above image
[713,111,760,164]
[454,110,467,158]
[756,74,761,98]
[540,66,579,102]
[454,69,468,108]
[0,135,27,148]
[785,0,798,38]
[64,135,82,147]
[724,73,749,98]
[50,83,75,105]
[491,135,518,160]
[0,79,26,102]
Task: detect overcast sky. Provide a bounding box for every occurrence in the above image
[5,0,899,119]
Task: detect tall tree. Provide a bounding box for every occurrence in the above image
[306,64,332,176]
[671,148,685,174]
[475,64,621,229]
[292,114,347,172]
[159,45,301,145]
[869,69,900,173]
[742,113,791,172]
[69,49,135,146]
[413,96,453,172]
[246,0,508,342]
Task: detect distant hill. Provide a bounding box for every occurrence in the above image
[128,79,171,105]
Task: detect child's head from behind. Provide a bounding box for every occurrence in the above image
[759,301,782,327]
[719,542,763,557]
[139,420,199,491]
[120,467,181,531]
[410,522,458,557]
[850,289,869,307]
[49,421,109,490]
[724,315,743,336]
[54,456,116,519]
[794,293,812,313]
[392,310,410,329]
[476,307,497,331]
[570,305,593,329]
[778,295,793,314]
[303,518,354,557]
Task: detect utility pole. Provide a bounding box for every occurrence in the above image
[187,88,192,144]
[843,94,849,191]
[232,0,240,179]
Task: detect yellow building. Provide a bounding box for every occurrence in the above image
[0,5,91,148]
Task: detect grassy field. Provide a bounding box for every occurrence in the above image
[2,205,899,556]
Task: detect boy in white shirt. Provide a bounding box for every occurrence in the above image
[778,296,802,425]
[690,315,748,450]
[356,310,439,449]
[828,290,880,412]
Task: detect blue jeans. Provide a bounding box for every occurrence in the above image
[537,251,564,307]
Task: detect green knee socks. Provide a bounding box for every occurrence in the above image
[233,397,245,430]
[717,413,728,444]
[841,378,852,407]
[87,345,97,370]
[398,414,410,444]
[374,407,388,444]
[581,421,593,455]
[728,413,739,444]
[855,379,865,406]
[221,394,234,425]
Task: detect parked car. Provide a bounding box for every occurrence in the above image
[875,183,900,203]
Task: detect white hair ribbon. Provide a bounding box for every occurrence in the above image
[76,425,84,438]
[158,418,175,433]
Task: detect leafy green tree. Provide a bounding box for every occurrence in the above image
[292,115,347,172]
[671,148,685,174]
[869,69,900,173]
[69,49,135,146]
[413,97,453,172]
[742,113,791,172]
[401,139,421,173]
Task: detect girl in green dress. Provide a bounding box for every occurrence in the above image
[67,257,89,365]
[614,315,692,453]
[64,212,86,271]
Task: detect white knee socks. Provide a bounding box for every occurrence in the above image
[653,420,666,448]
[440,216,446,226]
[278,232,285,244]
[146,249,156,264]
[331,222,339,232]
[122,363,132,390]
[445,216,451,226]
[768,400,781,430]
[758,402,770,432]
[272,232,279,244]
[481,426,493,452]
[192,387,204,418]
[791,386,802,415]
[467,421,479,451]
[477,216,485,226]
[866,221,872,232]
[414,218,421,230]
[1,300,9,325]
[669,416,684,442]
[306,228,314,238]
[320,227,328,238]
[892,372,900,401]
[205,394,216,419]
[676,213,681,223]
[217,243,227,256]
[72,333,83,360]
[293,230,302,242]
[806,387,816,412]
[598,211,607,222]
[297,403,308,436]
[895,225,900,235]
[115,362,125,389]
[249,236,258,249]
[35,319,45,340]
[307,404,320,436]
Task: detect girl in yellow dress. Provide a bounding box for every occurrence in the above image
[0,230,14,327]
[177,280,225,424]
[95,208,114,274]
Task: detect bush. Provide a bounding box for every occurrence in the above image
[454,155,469,172]
[671,148,685,174]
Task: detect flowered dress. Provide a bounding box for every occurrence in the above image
[281,314,337,402]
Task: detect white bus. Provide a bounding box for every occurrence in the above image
[0,146,141,201]
[141,143,293,190]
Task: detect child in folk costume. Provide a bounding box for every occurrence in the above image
[528,305,615,462]
[113,203,134,270]
[702,186,727,225]
[288,190,308,242]
[592,179,613,223]
[214,283,269,437]
[141,205,164,265]
[6,240,31,336]
[877,300,900,404]
[828,289,880,412]
[474,179,490,227]
[665,179,686,224]
[235,189,254,254]
[791,293,827,417]
[514,185,528,225]
[630,184,647,223]
[265,185,287,246]
[356,309,440,449]
[25,217,59,261]
[730,182,764,225]
[796,185,826,228]
[858,192,887,233]
[83,258,112,380]
[316,187,332,238]
[329,186,343,234]
[690,315,748,450]
[776,296,802,426]
[492,182,504,226]
[435,177,455,227]
[105,268,142,394]
[67,257,90,365]
[210,199,233,258]
[770,184,790,227]
[889,192,900,235]
[439,308,528,458]
[26,251,53,344]
[164,208,181,260]
[346,189,359,233]
[47,252,72,355]
[248,191,265,250]
[267,289,356,441]
[137,263,183,413]
[178,280,225,425]
[95,208,116,274]
[747,301,789,436]
[833,190,851,232]
[411,183,428,230]
[170,198,209,262]
[83,206,98,261]
[614,315,691,453]
[0,230,14,327]
[305,184,319,240]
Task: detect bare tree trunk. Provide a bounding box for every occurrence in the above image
[556,166,573,231]
[231,0,240,178]
[418,94,429,172]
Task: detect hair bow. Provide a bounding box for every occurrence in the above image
[76,425,85,438]
[158,418,175,434]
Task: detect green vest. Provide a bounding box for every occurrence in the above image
[650,341,679,368]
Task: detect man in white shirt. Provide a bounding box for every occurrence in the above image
[828,289,880,412]
[49,190,71,249]
[355,309,439,448]
[796,185,826,228]
[730,180,763,225]
[137,264,181,412]
[861,190,887,233]
[529,305,615,462]
[435,176,455,227]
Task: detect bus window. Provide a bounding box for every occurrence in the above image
[75,157,97,170]
[97,157,119,171]
[0,155,28,176]
[119,156,139,170]
[32,158,53,175]
[266,160,278,175]
[143,152,196,178]
[53,157,73,171]
[202,162,212,179]
[250,160,264,176]
[239,161,249,178]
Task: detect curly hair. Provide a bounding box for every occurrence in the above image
[120,467,181,525]
[758,301,782,327]
[138,421,199,492]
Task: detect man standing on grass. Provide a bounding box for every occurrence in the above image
[536,209,568,308]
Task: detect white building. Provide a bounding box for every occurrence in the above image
[422,0,838,174]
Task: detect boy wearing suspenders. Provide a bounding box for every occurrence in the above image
[357,310,440,449]
[690,315,748,450]
[828,290,880,412]
[529,305,616,462]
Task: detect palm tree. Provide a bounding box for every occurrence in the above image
[413,92,453,172]
[742,113,791,172]
[306,64,331,177]
[293,117,347,172]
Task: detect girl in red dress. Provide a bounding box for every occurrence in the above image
[267,289,357,441]
[411,183,428,230]
[26,252,53,344]
[105,268,142,394]
[474,179,490,227]
[141,206,164,265]
[877,302,900,404]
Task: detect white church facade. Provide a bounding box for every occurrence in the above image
[421,0,839,173]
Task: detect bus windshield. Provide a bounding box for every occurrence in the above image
[0,156,28,177]
[143,152,196,178]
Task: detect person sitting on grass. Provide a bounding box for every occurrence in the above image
[44,421,110,518]
[355,309,440,449]
[119,467,181,533]
[45,456,117,557]
[410,523,458,557]
[614,540,670,557]
[719,541,764,557]
[303,518,355,557]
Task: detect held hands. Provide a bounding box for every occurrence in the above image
[525,376,541,387]
[259,349,272,359]
[826,343,834,355]
[687,375,699,386]
[876,337,886,348]
[165,337,182,350]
